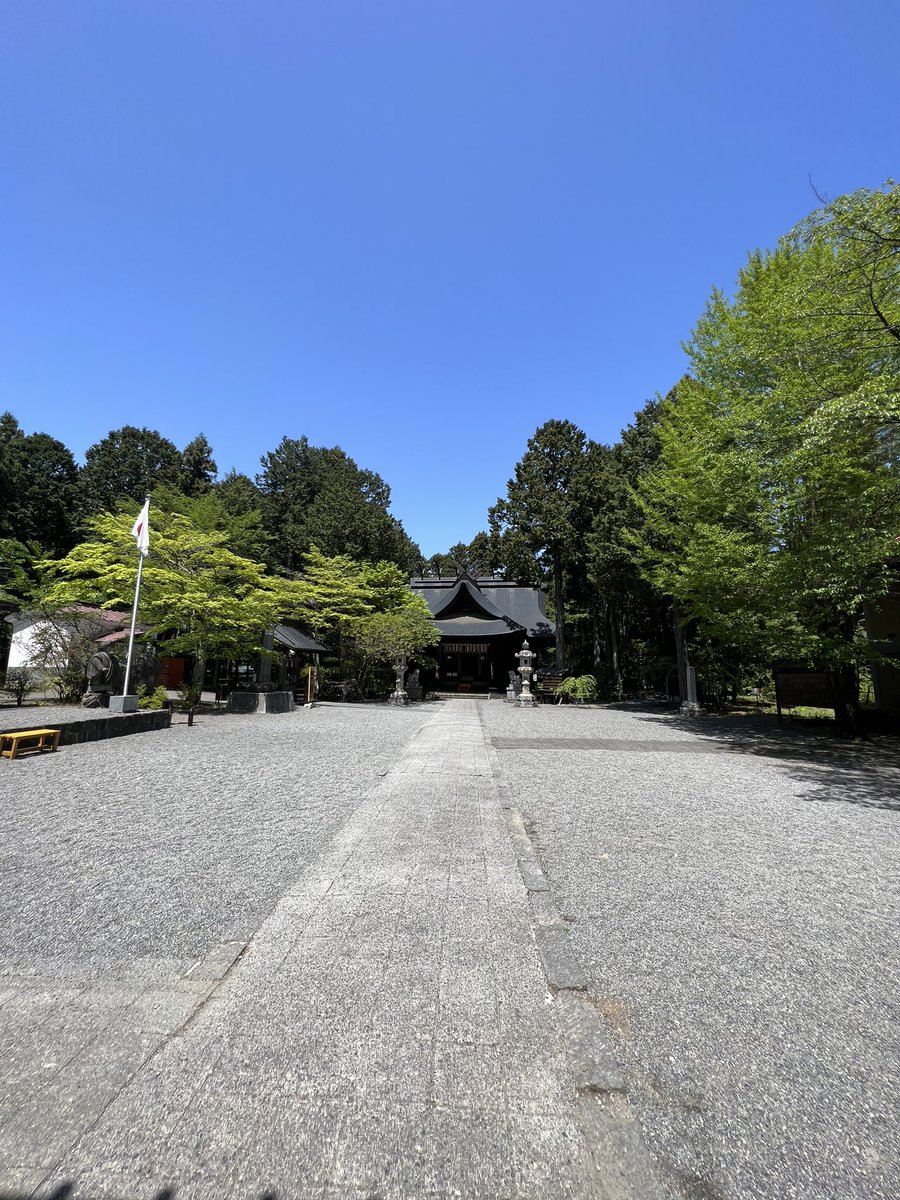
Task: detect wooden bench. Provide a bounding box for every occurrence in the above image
[0,728,61,760]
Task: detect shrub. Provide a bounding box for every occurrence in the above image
[177,682,201,711]
[555,674,598,704]
[138,685,169,710]
[3,666,38,706]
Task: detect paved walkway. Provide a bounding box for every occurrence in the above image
[2,701,658,1199]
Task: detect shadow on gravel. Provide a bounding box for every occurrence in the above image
[636,711,900,813]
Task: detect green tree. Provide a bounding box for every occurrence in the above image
[2,665,37,706]
[636,183,900,736]
[257,437,420,572]
[0,538,37,605]
[423,533,496,578]
[152,483,268,563]
[0,414,82,556]
[217,469,263,518]
[290,547,424,640]
[489,419,590,668]
[81,426,183,512]
[179,434,218,496]
[38,507,306,692]
[344,603,439,695]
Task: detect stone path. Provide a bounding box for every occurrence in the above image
[1,701,660,1199]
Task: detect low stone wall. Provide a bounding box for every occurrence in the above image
[0,709,172,745]
[226,691,296,714]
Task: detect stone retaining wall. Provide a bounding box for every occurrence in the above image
[0,709,173,745]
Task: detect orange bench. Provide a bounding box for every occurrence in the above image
[0,728,61,760]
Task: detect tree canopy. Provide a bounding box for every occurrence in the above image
[0,414,81,558]
[257,437,420,572]
[81,426,185,512]
[38,506,306,690]
[635,183,900,733]
[489,419,591,668]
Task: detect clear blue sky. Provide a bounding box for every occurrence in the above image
[2,1,897,555]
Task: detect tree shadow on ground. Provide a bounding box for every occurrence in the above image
[633,709,900,813]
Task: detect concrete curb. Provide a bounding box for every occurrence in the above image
[481,718,669,1200]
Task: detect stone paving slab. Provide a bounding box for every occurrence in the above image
[2,700,642,1198]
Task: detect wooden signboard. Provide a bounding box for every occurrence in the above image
[773,668,835,720]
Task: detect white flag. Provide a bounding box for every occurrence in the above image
[131,498,150,557]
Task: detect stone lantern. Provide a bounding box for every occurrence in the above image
[389,654,409,706]
[515,640,537,707]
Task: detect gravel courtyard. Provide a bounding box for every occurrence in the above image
[0,698,897,1199]
[0,702,422,976]
[484,701,900,1200]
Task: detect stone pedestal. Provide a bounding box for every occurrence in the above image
[108,694,138,713]
[679,665,705,716]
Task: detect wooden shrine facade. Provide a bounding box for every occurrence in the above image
[410,573,555,693]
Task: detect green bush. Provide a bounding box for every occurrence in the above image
[138,685,169,710]
[177,682,202,711]
[3,666,38,706]
[555,674,598,704]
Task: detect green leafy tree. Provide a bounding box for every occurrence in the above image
[636,183,900,736]
[344,603,440,695]
[489,420,590,668]
[290,547,424,640]
[576,397,678,698]
[152,483,268,563]
[38,507,306,692]
[0,538,39,606]
[81,426,183,512]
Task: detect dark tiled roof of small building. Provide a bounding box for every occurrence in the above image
[273,623,328,653]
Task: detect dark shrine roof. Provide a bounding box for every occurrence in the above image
[273,623,328,654]
[410,574,554,640]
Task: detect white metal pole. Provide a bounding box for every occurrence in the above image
[121,551,145,697]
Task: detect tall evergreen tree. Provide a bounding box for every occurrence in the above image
[0,414,81,557]
[489,419,589,669]
[179,433,218,496]
[256,436,419,572]
[81,426,183,512]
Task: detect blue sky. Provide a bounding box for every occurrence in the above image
[2,1,898,555]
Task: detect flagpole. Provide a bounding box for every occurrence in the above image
[121,550,145,697]
[120,493,150,700]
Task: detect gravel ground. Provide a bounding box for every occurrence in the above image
[482,700,900,1200]
[1,703,126,728]
[0,702,423,977]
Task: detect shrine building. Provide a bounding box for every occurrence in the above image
[410,572,555,693]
